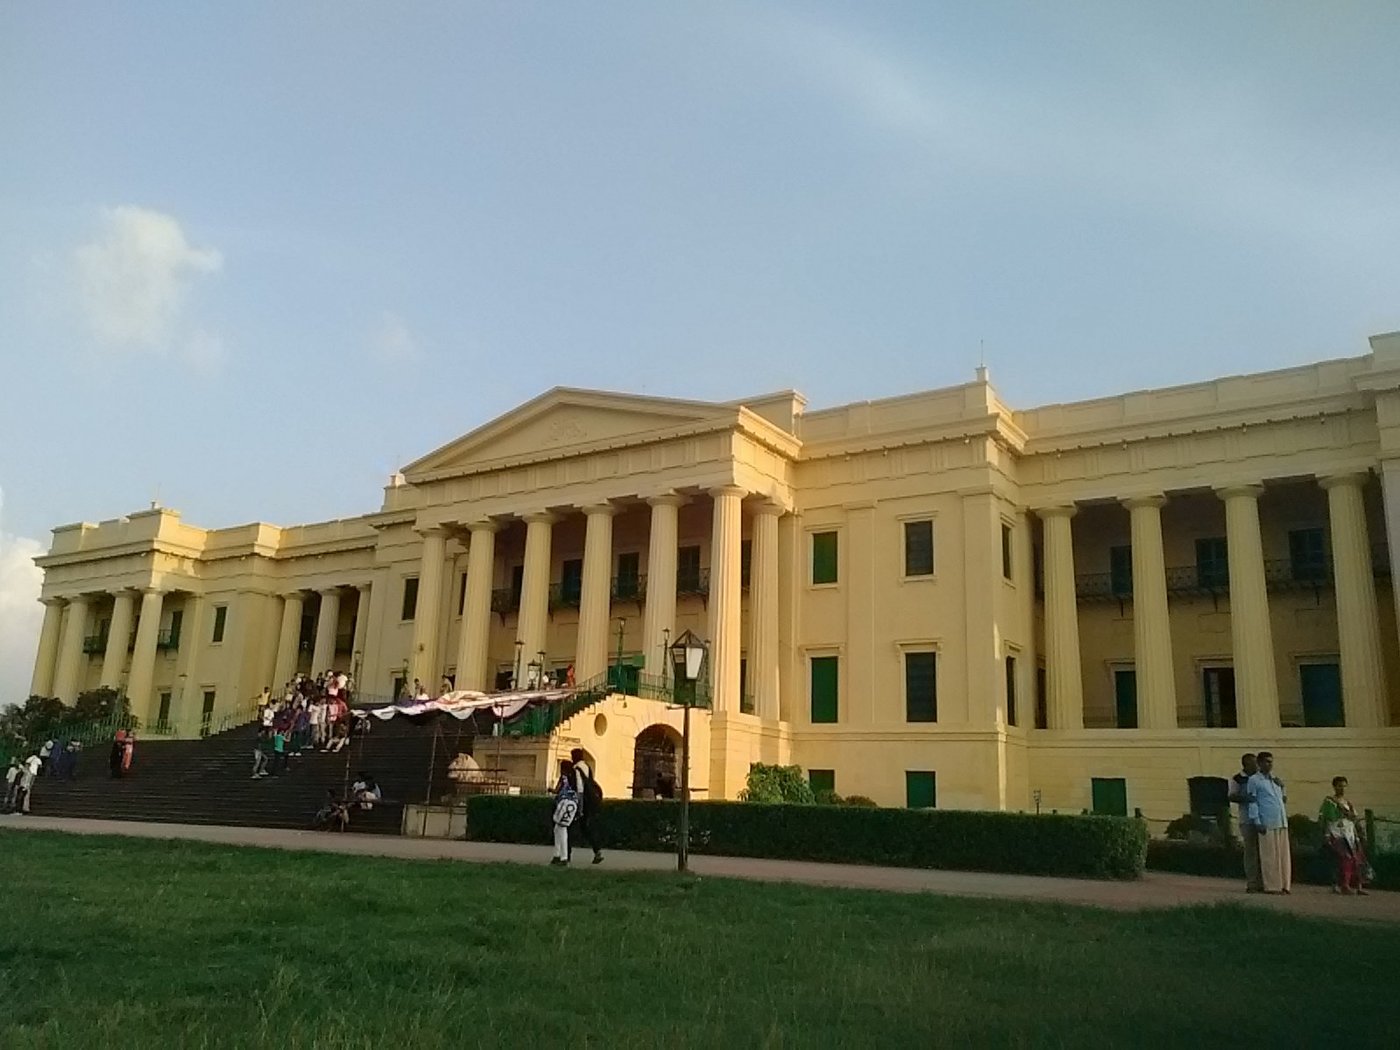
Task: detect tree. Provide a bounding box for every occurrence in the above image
[739,763,815,804]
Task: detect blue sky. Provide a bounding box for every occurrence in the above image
[1,2,1398,699]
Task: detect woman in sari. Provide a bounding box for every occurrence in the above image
[1320,776,1369,895]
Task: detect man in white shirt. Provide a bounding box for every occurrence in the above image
[3,758,21,811]
[18,753,42,814]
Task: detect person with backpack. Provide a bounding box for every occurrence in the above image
[569,748,605,865]
[551,760,579,866]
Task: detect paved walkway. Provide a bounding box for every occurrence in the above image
[4,814,1398,923]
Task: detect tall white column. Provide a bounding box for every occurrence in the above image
[173,595,208,724]
[707,487,745,714]
[100,589,138,690]
[749,501,782,721]
[272,592,304,688]
[352,583,372,672]
[1218,485,1280,730]
[30,598,65,697]
[1124,495,1177,728]
[1040,507,1083,730]
[515,513,556,677]
[409,527,449,685]
[1322,473,1388,727]
[576,503,617,683]
[52,595,91,703]
[641,493,684,673]
[126,588,165,722]
[457,522,498,691]
[310,587,341,674]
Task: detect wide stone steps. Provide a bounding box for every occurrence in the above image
[23,717,471,835]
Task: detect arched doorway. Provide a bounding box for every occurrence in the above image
[631,724,681,799]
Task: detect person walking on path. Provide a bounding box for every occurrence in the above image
[569,748,604,865]
[1321,776,1370,895]
[550,760,579,866]
[1228,753,1263,893]
[1247,752,1291,894]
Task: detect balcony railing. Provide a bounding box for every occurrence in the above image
[677,567,710,599]
[82,632,109,655]
[155,628,181,652]
[491,588,522,615]
[549,581,583,611]
[611,574,646,602]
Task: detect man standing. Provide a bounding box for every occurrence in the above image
[1247,751,1291,894]
[18,752,42,814]
[1228,753,1262,893]
[3,757,21,811]
[569,747,605,865]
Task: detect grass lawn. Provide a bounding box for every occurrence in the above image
[3,831,1399,1049]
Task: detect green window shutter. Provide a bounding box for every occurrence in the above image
[676,546,702,592]
[903,520,933,576]
[808,769,835,795]
[1005,655,1018,727]
[401,577,420,621]
[1289,528,1327,582]
[1196,537,1228,589]
[1300,662,1343,727]
[810,656,839,723]
[561,559,583,603]
[1091,777,1128,816]
[904,651,937,722]
[906,771,936,809]
[1109,545,1133,597]
[1001,523,1013,580]
[1114,669,1138,729]
[211,605,227,643]
[812,531,838,585]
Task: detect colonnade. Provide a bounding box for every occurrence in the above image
[408,489,786,718]
[1039,473,1388,730]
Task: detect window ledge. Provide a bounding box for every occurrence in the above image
[901,574,937,583]
[808,582,840,591]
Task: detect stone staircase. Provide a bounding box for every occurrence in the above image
[19,716,473,835]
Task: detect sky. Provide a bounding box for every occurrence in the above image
[1,2,1399,702]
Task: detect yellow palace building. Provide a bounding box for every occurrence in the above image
[29,331,1400,821]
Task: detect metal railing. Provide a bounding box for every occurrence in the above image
[611,574,646,602]
[82,632,109,655]
[677,567,710,599]
[156,628,181,651]
[491,588,521,615]
[548,581,583,610]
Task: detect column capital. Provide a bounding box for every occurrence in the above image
[415,525,449,539]
[317,586,342,598]
[1215,483,1265,501]
[41,596,65,608]
[581,501,619,518]
[1319,471,1370,492]
[751,499,785,518]
[279,589,307,601]
[1121,493,1167,511]
[356,582,373,594]
[708,485,748,500]
[465,519,501,535]
[1036,505,1077,520]
[521,510,558,526]
[645,491,688,509]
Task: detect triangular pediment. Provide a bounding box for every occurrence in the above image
[403,388,736,479]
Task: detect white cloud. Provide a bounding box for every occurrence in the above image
[74,205,224,354]
[369,311,423,365]
[0,488,45,704]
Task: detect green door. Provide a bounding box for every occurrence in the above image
[1114,669,1138,729]
[1091,777,1128,816]
[1300,663,1344,727]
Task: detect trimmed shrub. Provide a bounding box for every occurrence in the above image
[739,764,814,804]
[843,795,878,808]
[465,796,1148,880]
[812,789,843,806]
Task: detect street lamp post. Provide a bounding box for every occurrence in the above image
[668,629,707,874]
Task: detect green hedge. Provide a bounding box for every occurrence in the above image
[1147,839,1399,890]
[465,796,1148,880]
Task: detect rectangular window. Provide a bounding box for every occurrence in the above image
[904,651,937,722]
[1299,661,1344,727]
[1001,523,1014,580]
[1005,655,1018,727]
[1109,545,1133,598]
[1202,666,1238,728]
[1035,665,1048,729]
[615,552,640,599]
[211,605,227,643]
[741,539,752,588]
[906,771,937,809]
[156,692,172,729]
[739,658,752,714]
[401,577,420,621]
[810,655,839,723]
[1091,777,1128,816]
[1196,537,1229,589]
[509,565,525,606]
[200,690,216,738]
[812,531,838,585]
[809,769,836,796]
[676,545,702,593]
[1289,527,1328,583]
[560,558,583,605]
[457,572,468,616]
[904,520,934,576]
[1113,668,1139,729]
[298,613,315,652]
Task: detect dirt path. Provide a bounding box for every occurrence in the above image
[5,813,1396,923]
